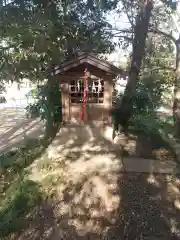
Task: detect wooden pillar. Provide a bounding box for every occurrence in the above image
[60,80,70,122]
[104,75,113,124]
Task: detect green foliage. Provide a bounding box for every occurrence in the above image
[25,80,61,145]
[0,136,53,238]
[26,79,61,119]
[130,114,161,137]
[129,113,174,150]
[113,74,173,133]
[128,112,176,163]
[132,73,172,115]
[26,103,40,118]
[0,0,115,86]
[114,16,175,130]
[0,139,44,171]
[0,109,60,239]
[113,75,165,132]
[0,180,42,238]
[133,81,155,115]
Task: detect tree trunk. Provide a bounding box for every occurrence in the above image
[173,37,180,137]
[116,0,153,131]
[45,77,54,140]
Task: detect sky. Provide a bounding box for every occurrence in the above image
[106,0,180,66]
[105,6,131,66]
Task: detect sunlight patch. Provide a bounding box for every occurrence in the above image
[147,174,161,187]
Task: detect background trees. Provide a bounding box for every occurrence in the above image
[112,0,179,135]
[0,0,180,139]
[0,0,117,136]
[0,0,116,82]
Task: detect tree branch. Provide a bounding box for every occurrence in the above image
[106,28,132,34]
[107,26,177,44]
[143,65,175,73]
[148,28,177,43]
[113,35,133,41]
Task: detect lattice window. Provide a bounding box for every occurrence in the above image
[69,77,104,104]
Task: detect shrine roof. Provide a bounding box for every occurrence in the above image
[52,53,122,76]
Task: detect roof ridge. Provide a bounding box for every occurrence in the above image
[51,53,122,76]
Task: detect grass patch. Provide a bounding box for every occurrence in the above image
[0,180,42,239]
[0,116,61,239]
[0,137,51,239]
[0,138,45,171]
[0,138,46,200]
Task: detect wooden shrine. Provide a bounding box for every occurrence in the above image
[53,53,122,124]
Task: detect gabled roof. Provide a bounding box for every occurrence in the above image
[52,53,122,76]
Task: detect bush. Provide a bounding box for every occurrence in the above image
[129,113,174,151]
[129,114,161,136]
[0,180,42,238]
[113,74,166,132]
[26,80,62,123]
[26,103,40,118]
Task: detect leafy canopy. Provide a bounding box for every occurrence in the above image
[0,0,116,83]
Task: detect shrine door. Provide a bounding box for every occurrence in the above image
[69,76,104,122]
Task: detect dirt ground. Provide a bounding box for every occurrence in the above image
[0,108,44,152]
[1,110,180,239]
[19,125,180,240]
[19,172,180,240]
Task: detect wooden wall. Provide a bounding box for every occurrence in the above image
[60,67,114,125]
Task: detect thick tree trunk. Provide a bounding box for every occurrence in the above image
[173,37,180,137]
[45,77,54,139]
[116,0,153,131]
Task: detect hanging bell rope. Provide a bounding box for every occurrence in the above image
[81,68,88,121]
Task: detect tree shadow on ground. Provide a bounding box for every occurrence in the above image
[0,120,61,239]
[117,125,177,163]
[10,123,180,240]
[0,114,44,152]
[107,173,180,240]
[1,118,180,239]
[16,166,180,239]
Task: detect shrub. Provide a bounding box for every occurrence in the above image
[0,180,42,238]
[26,80,62,123]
